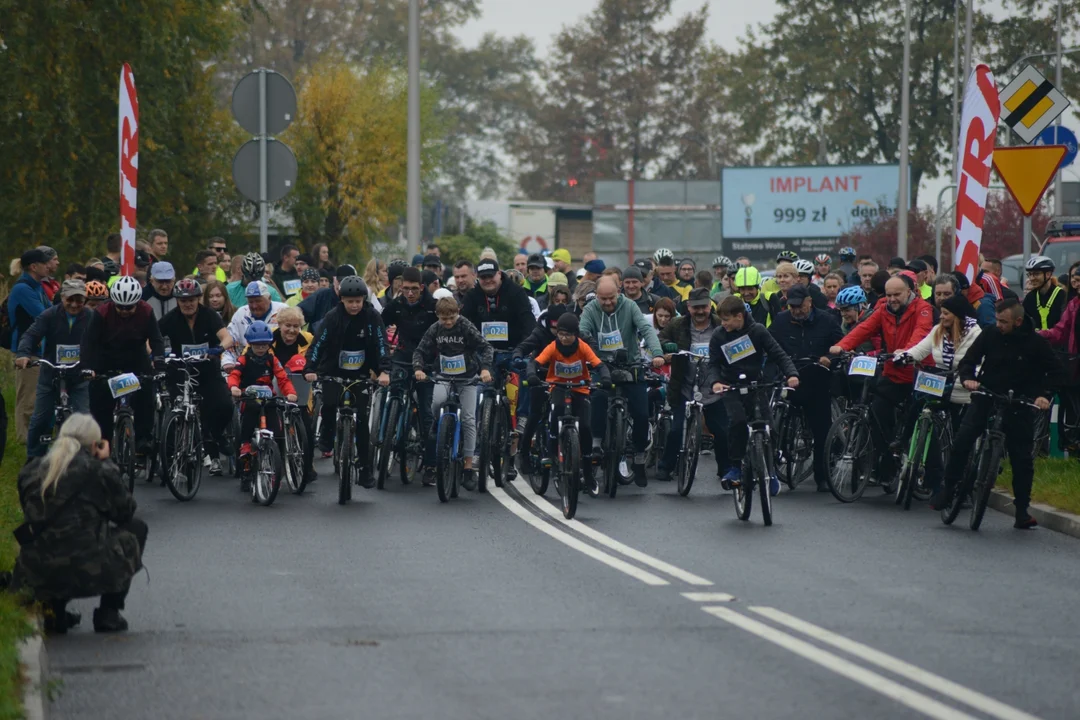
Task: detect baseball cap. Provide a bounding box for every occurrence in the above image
[20,249,49,267]
[576,268,586,279]
[786,285,810,304]
[634,258,653,273]
[551,249,571,264]
[60,279,87,299]
[584,259,606,274]
[335,263,357,279]
[476,259,499,277]
[527,253,545,269]
[906,259,929,274]
[686,287,712,307]
[246,281,270,298]
[423,254,441,267]
[150,261,176,281]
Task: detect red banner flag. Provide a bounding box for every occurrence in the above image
[953,64,1000,283]
[118,64,139,276]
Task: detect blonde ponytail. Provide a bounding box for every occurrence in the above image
[41,414,102,498]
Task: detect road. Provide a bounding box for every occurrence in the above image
[48,452,1080,720]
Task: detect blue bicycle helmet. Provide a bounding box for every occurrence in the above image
[838,246,857,260]
[835,286,867,308]
[244,320,273,344]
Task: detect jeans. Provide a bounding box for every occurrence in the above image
[722,392,771,464]
[661,399,728,473]
[27,377,90,459]
[428,383,478,464]
[790,385,833,488]
[869,378,912,479]
[414,381,435,467]
[942,395,1035,510]
[519,385,547,459]
[591,382,650,458]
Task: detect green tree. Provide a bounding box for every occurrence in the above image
[0,0,246,264]
[438,221,517,269]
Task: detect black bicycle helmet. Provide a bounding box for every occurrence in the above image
[338,276,369,298]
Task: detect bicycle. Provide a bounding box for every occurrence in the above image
[667,350,711,497]
[429,373,480,503]
[477,352,515,493]
[537,378,590,519]
[823,353,901,503]
[601,353,648,498]
[771,360,831,491]
[281,375,309,496]
[237,386,285,506]
[102,371,150,493]
[372,360,422,489]
[941,388,1041,530]
[159,354,210,501]
[725,375,782,527]
[29,359,93,449]
[645,370,671,471]
[150,371,173,486]
[323,375,377,506]
[894,364,956,511]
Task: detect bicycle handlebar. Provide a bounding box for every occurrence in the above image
[28,359,94,377]
[971,387,1042,410]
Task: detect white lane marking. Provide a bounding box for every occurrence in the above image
[511,487,713,585]
[702,606,980,720]
[681,592,735,602]
[487,486,668,586]
[749,607,1044,720]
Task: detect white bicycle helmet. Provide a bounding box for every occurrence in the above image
[793,259,815,276]
[653,248,674,263]
[432,288,454,300]
[109,275,143,306]
[1025,255,1055,272]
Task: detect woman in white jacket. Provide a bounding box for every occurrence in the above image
[898,293,982,491]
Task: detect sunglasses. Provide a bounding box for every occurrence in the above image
[212,246,227,253]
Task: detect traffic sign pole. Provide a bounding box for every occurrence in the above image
[259,69,268,253]
[1023,215,1032,271]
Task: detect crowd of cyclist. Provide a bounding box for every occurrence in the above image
[9,232,1080,530]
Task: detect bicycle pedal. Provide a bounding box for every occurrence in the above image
[540,458,554,469]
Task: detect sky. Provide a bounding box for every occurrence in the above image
[454,0,1078,214]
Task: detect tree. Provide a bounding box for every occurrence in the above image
[719,0,1079,207]
[283,60,443,257]
[513,0,723,202]
[838,209,937,267]
[438,221,517,269]
[0,0,245,263]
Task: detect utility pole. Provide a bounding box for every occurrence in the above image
[1054,0,1064,214]
[963,0,973,81]
[897,0,913,259]
[951,0,960,195]
[406,0,421,253]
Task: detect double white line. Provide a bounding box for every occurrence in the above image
[490,483,1043,720]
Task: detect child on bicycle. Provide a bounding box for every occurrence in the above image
[528,312,608,495]
[708,296,799,494]
[413,296,493,491]
[228,321,297,489]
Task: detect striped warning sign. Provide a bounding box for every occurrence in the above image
[998,65,1070,144]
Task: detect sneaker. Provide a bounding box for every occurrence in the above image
[722,466,742,488]
[655,467,672,482]
[633,463,648,487]
[202,454,211,468]
[321,449,334,459]
[1014,511,1038,530]
[769,475,781,497]
[422,468,436,487]
[356,470,375,489]
[209,458,223,476]
[462,469,478,492]
[93,607,129,633]
[928,485,954,511]
[304,468,318,485]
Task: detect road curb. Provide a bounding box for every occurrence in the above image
[18,618,48,720]
[990,489,1080,538]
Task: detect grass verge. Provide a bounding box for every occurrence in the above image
[999,456,1080,516]
[0,350,36,719]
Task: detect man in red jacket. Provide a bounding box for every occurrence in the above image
[830,275,934,485]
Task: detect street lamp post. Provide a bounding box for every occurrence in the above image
[406,0,421,253]
[897,0,913,258]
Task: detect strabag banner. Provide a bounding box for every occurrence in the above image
[953,64,1000,283]
[119,63,139,276]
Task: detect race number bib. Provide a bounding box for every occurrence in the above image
[598,329,624,352]
[482,321,509,343]
[283,279,302,296]
[720,336,756,364]
[55,344,80,366]
[690,342,710,359]
[245,385,274,399]
[338,350,366,371]
[848,356,878,377]
[181,343,209,359]
[914,370,947,398]
[108,373,141,399]
[440,354,467,376]
[554,360,583,379]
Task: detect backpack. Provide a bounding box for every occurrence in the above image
[0,278,30,350]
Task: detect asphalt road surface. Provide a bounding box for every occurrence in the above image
[48,451,1080,720]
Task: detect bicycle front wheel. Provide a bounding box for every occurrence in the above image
[825,412,871,503]
[377,396,400,490]
[677,411,701,497]
[477,394,495,493]
[604,406,626,499]
[337,416,354,505]
[283,411,307,495]
[115,414,136,493]
[752,432,772,526]
[969,439,1002,531]
[528,420,549,496]
[560,425,580,519]
[165,417,203,501]
[254,436,282,506]
[436,414,457,503]
[899,420,928,511]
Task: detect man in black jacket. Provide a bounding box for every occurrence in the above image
[930,299,1062,528]
[768,285,843,491]
[460,260,536,359]
[381,268,439,483]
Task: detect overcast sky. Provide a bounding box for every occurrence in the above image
[454,0,781,55]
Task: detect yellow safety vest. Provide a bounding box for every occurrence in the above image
[1036,285,1064,330]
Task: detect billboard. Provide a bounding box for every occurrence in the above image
[721,164,907,244]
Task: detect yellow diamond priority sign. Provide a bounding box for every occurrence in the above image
[992,145,1067,216]
[999,65,1070,144]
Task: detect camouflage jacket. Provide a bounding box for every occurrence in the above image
[15,452,143,601]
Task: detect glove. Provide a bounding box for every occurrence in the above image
[894,353,912,367]
[527,374,544,387]
[511,357,528,373]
